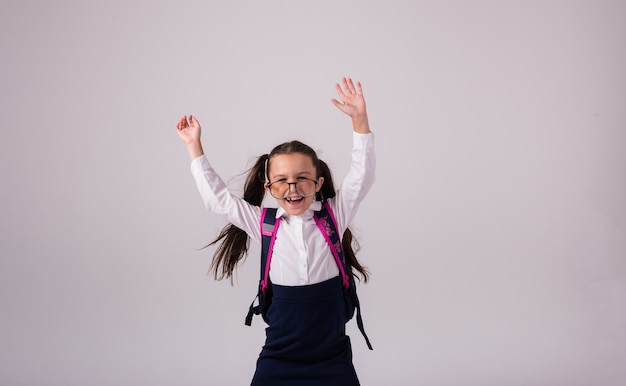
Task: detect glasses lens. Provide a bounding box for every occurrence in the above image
[295,179,316,197]
[269,181,289,199]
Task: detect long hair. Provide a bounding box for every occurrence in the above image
[208,140,370,283]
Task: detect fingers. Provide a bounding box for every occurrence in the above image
[341,77,349,92]
[341,77,354,96]
[345,77,356,94]
[336,77,361,98]
[176,115,190,131]
[335,82,346,100]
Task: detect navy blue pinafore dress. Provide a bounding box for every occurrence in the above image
[251,276,360,385]
[248,205,368,385]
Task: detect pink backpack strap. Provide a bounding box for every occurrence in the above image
[259,208,280,293]
[313,202,350,288]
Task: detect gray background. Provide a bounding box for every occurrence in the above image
[1,1,624,385]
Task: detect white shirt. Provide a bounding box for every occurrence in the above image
[190,132,375,286]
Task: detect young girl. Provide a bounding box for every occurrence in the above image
[175,78,375,385]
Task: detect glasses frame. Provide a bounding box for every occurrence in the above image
[266,177,319,199]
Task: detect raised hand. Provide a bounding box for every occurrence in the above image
[331,77,370,134]
[176,115,204,160]
[176,115,201,145]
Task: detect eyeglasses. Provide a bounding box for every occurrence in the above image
[266,177,318,199]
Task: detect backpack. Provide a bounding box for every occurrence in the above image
[244,202,373,350]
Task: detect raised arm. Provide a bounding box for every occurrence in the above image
[175,115,262,241]
[331,77,371,134]
[329,78,376,232]
[176,115,205,161]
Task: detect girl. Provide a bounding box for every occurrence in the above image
[175,77,375,385]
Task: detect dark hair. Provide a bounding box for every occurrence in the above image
[208,140,369,283]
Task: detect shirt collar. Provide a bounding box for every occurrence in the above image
[275,200,322,221]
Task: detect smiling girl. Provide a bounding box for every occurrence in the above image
[176,78,375,385]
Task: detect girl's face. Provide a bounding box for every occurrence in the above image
[266,153,324,216]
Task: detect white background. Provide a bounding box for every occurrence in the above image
[1,1,624,385]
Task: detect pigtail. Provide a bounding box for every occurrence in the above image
[317,159,370,283]
[316,159,335,204]
[207,154,269,283]
[342,228,369,282]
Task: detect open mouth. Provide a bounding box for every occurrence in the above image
[284,196,304,204]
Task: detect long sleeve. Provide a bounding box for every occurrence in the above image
[190,156,262,243]
[330,131,376,234]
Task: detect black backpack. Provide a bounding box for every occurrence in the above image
[245,202,373,350]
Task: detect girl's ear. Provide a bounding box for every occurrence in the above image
[316,177,324,192]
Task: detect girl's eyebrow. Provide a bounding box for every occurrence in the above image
[271,171,313,179]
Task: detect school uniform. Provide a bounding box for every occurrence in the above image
[190,132,375,385]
